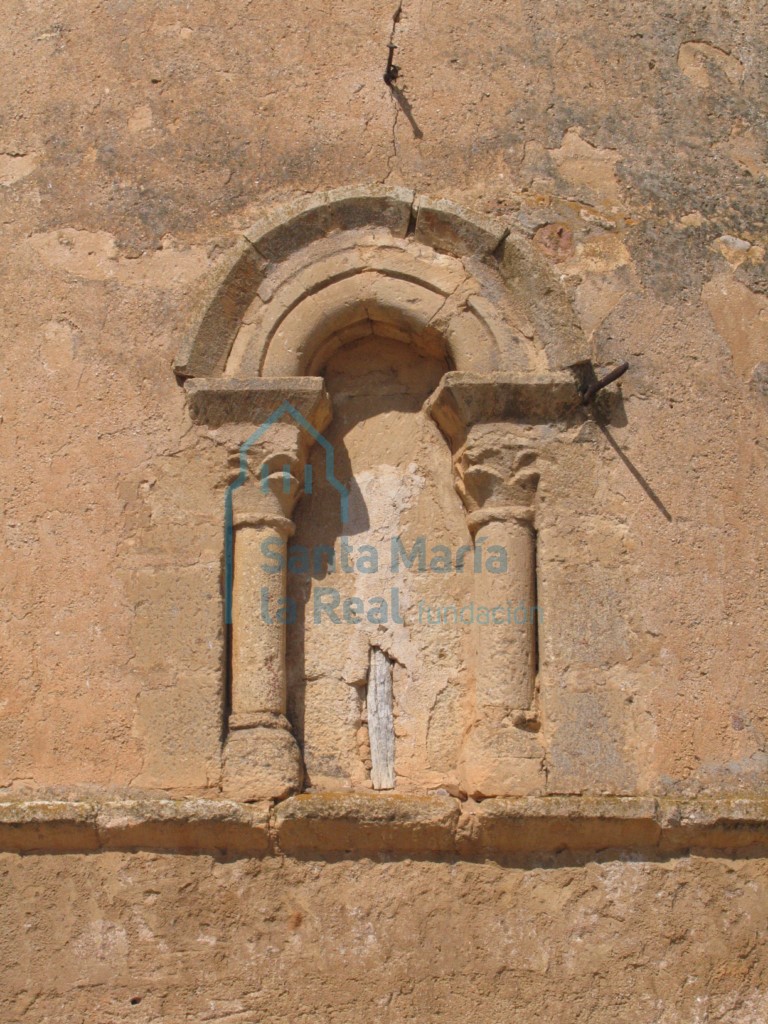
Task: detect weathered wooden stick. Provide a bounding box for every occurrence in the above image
[368,648,396,790]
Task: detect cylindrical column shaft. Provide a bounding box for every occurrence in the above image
[223,495,301,801]
[473,517,536,715]
[231,522,290,719]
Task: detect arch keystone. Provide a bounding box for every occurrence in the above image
[245,185,415,263]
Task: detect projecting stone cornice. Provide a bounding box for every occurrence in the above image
[184,376,331,429]
[426,370,586,448]
[2,795,768,858]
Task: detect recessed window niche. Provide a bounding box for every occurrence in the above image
[287,335,467,794]
[177,186,591,803]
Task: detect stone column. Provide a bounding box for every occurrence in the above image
[223,458,303,801]
[183,376,332,801]
[427,371,581,798]
[458,440,540,715]
[454,431,543,797]
[230,498,294,725]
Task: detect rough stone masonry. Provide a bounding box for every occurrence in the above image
[1,0,767,1021]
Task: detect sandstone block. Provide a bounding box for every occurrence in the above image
[273,792,460,853]
[246,186,415,262]
[222,726,303,802]
[460,722,544,799]
[174,238,267,378]
[414,198,508,258]
[466,795,660,853]
[184,375,331,429]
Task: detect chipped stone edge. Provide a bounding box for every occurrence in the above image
[1,795,768,857]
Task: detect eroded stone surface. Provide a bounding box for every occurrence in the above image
[1,850,767,1023]
[3,0,768,1016]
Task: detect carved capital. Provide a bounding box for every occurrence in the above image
[231,468,302,526]
[455,433,540,528]
[427,370,580,529]
[184,376,335,524]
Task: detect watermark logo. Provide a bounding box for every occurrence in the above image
[224,401,349,624]
[224,403,542,629]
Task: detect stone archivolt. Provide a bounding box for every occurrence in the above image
[174,185,585,380]
[177,186,598,803]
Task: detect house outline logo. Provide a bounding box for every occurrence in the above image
[224,401,349,624]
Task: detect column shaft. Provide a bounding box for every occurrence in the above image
[231,524,288,719]
[474,518,536,715]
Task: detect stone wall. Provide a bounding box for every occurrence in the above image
[1,0,767,1019]
[2,850,767,1023]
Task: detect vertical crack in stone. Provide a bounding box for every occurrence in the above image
[367,647,396,790]
[382,3,423,177]
[384,3,403,181]
[387,104,401,181]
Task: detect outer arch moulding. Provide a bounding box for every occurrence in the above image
[173,185,589,382]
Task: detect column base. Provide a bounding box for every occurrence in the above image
[459,720,544,799]
[222,726,303,801]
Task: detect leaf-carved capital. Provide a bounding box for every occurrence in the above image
[454,430,541,527]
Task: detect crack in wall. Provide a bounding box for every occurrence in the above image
[384,4,403,181]
[382,3,425,180]
[386,102,401,183]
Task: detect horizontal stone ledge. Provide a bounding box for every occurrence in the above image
[465,796,661,853]
[426,371,586,446]
[654,798,768,852]
[0,799,271,855]
[184,376,332,429]
[467,797,768,854]
[1,795,768,857]
[274,793,460,854]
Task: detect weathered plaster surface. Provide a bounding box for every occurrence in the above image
[2,0,767,1017]
[1,848,767,1023]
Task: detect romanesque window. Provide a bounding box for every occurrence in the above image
[178,187,589,801]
